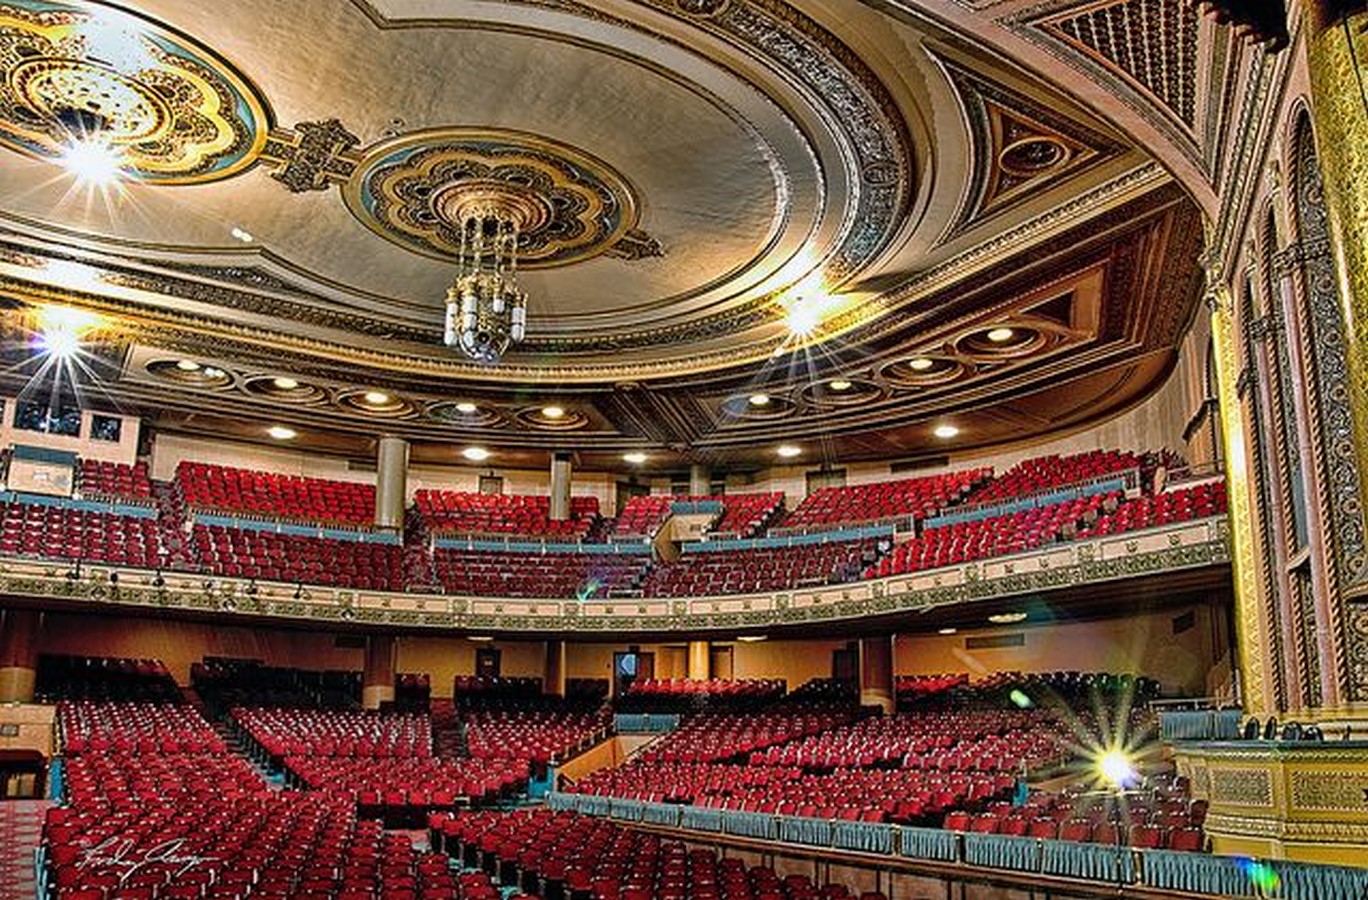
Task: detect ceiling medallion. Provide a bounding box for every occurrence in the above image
[343,127,655,268]
[0,0,270,182]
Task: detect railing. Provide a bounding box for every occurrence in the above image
[0,489,159,519]
[1159,709,1245,741]
[184,503,379,533]
[922,473,1134,530]
[193,512,401,544]
[613,713,681,734]
[431,536,654,555]
[684,523,894,553]
[770,513,917,538]
[546,793,1368,900]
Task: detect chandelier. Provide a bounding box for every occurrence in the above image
[443,208,528,364]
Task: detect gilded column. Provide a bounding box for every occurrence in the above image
[374,435,409,532]
[1211,288,1275,715]
[0,608,41,703]
[687,640,710,680]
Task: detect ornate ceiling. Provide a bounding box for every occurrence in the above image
[0,0,1255,469]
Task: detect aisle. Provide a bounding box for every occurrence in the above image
[0,799,51,900]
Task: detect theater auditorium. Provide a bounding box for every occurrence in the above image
[0,0,1366,897]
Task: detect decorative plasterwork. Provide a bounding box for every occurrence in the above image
[936,56,1124,239]
[259,119,361,193]
[341,127,651,268]
[0,516,1229,634]
[0,0,271,182]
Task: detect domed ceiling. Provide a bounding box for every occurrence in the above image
[0,0,1232,469]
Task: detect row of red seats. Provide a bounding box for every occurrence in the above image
[711,492,785,538]
[636,710,854,765]
[642,539,880,597]
[1080,482,1228,536]
[780,469,990,531]
[192,524,404,590]
[284,756,530,812]
[177,461,376,526]
[943,787,1206,851]
[432,549,650,599]
[231,707,433,760]
[60,700,225,756]
[463,708,613,763]
[613,495,675,538]
[0,502,164,567]
[415,490,600,539]
[77,459,152,500]
[962,449,1140,506]
[430,808,879,900]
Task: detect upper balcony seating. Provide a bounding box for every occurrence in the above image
[462,708,613,764]
[431,808,877,900]
[59,700,226,756]
[866,493,1121,579]
[191,523,404,590]
[36,655,181,703]
[176,461,376,525]
[942,774,1207,851]
[433,548,650,599]
[415,490,600,539]
[231,707,433,761]
[76,459,152,502]
[962,449,1141,506]
[711,492,786,538]
[616,678,787,713]
[1080,482,1228,536]
[780,470,990,532]
[0,500,163,567]
[613,495,676,538]
[644,538,882,598]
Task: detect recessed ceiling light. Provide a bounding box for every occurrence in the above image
[988,612,1028,624]
[829,379,852,392]
[175,360,201,372]
[786,301,823,337]
[933,424,959,439]
[455,401,478,414]
[230,226,254,243]
[748,393,771,407]
[462,446,491,462]
[542,405,566,419]
[736,635,767,643]
[203,367,226,379]
[938,627,958,635]
[267,425,297,441]
[908,357,935,371]
[623,452,648,464]
[273,377,299,390]
[776,445,802,458]
[61,136,125,187]
[363,391,391,405]
[986,327,1015,343]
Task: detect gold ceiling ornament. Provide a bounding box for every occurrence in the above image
[0,0,270,183]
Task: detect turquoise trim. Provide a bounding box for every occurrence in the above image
[11,445,77,465]
[0,491,158,519]
[684,524,893,553]
[194,513,401,544]
[614,713,680,734]
[672,500,723,515]
[899,826,957,862]
[924,476,1127,529]
[434,537,652,554]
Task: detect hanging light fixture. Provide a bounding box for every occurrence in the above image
[444,207,528,364]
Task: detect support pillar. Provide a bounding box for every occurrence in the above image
[550,452,572,521]
[374,435,409,532]
[689,464,711,497]
[362,634,396,710]
[1304,2,1368,702]
[0,609,40,703]
[687,640,710,680]
[859,634,894,713]
[545,640,566,698]
[1210,288,1276,715]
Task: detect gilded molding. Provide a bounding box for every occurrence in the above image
[1210,768,1275,807]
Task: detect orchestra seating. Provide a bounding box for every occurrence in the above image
[430,808,878,900]
[452,676,544,708]
[462,708,613,764]
[0,499,164,567]
[643,538,883,597]
[59,700,226,756]
[414,490,600,539]
[191,524,404,590]
[961,449,1141,506]
[191,658,362,714]
[284,756,531,825]
[633,709,854,764]
[231,708,434,762]
[176,461,376,525]
[779,469,990,531]
[894,674,969,707]
[76,458,152,501]
[432,548,651,598]
[35,655,181,703]
[616,678,787,713]
[395,672,432,712]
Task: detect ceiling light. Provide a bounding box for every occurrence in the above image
[736,635,767,643]
[748,393,771,407]
[363,391,391,405]
[272,377,299,390]
[541,405,566,419]
[986,327,1015,343]
[34,305,101,359]
[230,226,254,243]
[176,360,201,372]
[203,367,226,379]
[908,357,935,371]
[267,425,297,441]
[786,300,823,337]
[829,379,852,392]
[988,611,1028,624]
[776,445,802,459]
[623,452,648,464]
[455,401,478,414]
[42,260,104,292]
[467,635,494,642]
[938,627,958,635]
[933,424,959,439]
[462,446,491,462]
[60,134,125,187]
[443,210,527,364]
